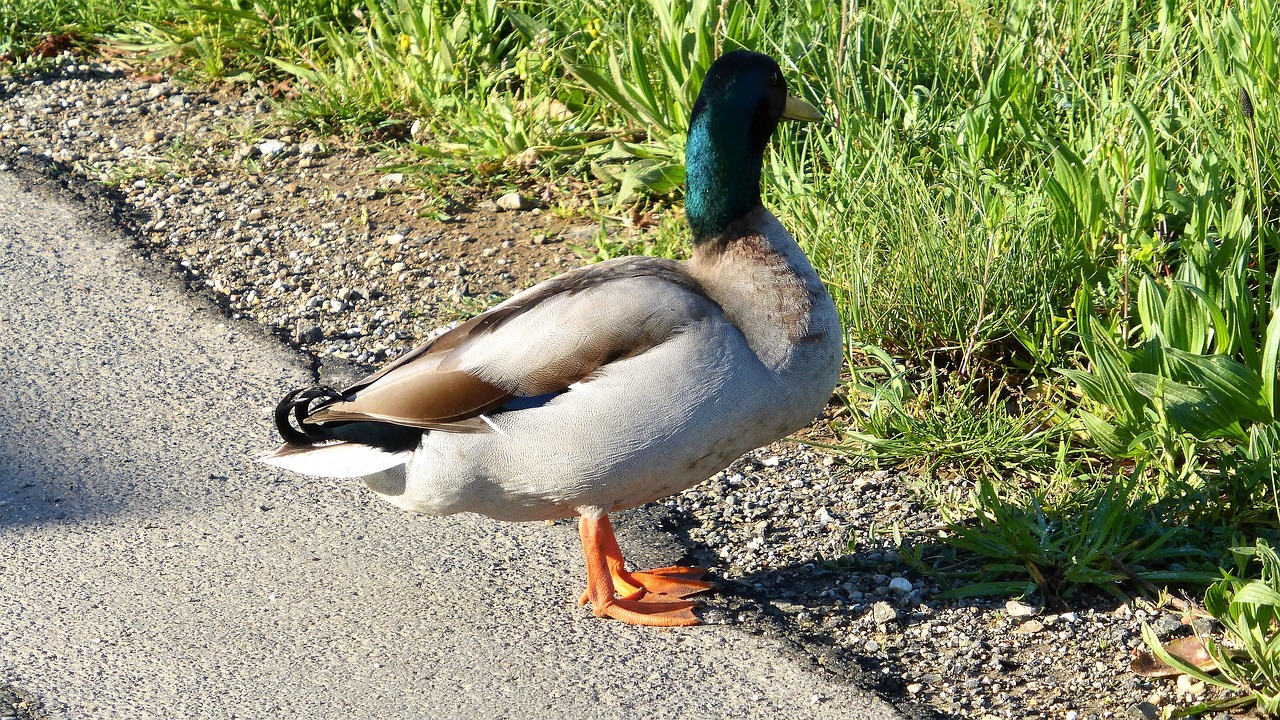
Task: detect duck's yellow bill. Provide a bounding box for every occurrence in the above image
[782,95,822,122]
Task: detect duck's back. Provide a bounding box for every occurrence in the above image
[372,215,842,522]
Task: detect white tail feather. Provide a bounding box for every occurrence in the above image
[258,442,410,478]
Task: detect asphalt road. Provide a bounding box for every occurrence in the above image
[0,168,904,719]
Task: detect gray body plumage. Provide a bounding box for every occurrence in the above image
[263,207,842,522]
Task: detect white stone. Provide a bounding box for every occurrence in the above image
[1006,600,1037,617]
[255,140,287,157]
[496,192,530,211]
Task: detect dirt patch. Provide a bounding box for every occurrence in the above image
[0,683,46,720]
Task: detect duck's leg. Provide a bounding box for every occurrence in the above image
[578,514,701,626]
[575,515,714,607]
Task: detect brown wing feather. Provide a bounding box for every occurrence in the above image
[309,370,512,428]
[302,257,715,432]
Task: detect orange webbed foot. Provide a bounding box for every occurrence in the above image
[624,563,716,597]
[578,514,713,626]
[626,566,714,599]
[600,597,699,627]
[576,565,714,606]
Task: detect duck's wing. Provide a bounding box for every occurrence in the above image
[304,256,719,432]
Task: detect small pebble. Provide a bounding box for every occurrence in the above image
[1014,620,1044,635]
[496,191,531,211]
[870,601,900,625]
[256,139,287,157]
[888,577,912,594]
[1006,600,1037,617]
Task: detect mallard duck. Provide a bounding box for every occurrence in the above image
[262,50,842,627]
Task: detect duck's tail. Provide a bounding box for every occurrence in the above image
[259,386,420,478]
[273,386,345,445]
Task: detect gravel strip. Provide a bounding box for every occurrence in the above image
[0,54,1232,719]
[1,58,582,365]
[0,684,46,720]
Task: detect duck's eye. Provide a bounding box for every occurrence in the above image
[771,72,781,86]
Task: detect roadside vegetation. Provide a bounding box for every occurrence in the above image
[3,0,1278,711]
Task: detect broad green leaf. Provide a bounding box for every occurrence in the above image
[265,56,321,83]
[502,8,545,41]
[1129,373,1241,437]
[1136,275,1167,340]
[1178,282,1231,355]
[1133,337,1164,376]
[1075,314,1147,420]
[1129,104,1164,230]
[615,158,684,202]
[1234,580,1280,608]
[566,62,641,126]
[1164,282,1209,354]
[1138,571,1225,584]
[1205,578,1235,619]
[1263,308,1280,419]
[1272,261,1280,313]
[1168,349,1271,424]
[1076,409,1139,457]
[1058,368,1111,406]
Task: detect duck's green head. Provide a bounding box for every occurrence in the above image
[685,51,820,242]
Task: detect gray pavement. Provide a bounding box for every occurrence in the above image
[0,169,904,719]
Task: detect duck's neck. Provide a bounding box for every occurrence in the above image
[688,207,834,371]
[684,108,764,242]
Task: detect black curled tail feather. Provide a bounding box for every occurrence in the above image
[274,386,345,445]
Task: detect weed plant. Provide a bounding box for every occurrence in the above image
[929,472,1216,607]
[1145,541,1280,716]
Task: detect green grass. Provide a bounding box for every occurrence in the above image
[6,0,1280,678]
[1,0,132,58]
[837,349,1065,475]
[924,471,1217,607]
